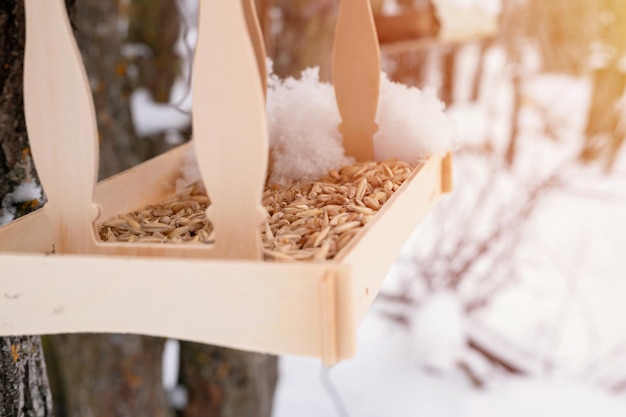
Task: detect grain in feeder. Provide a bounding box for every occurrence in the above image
[0,0,453,365]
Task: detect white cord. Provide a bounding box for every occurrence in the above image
[319,365,351,417]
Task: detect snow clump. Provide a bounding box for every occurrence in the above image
[0,181,43,226]
[374,74,458,162]
[266,66,351,185]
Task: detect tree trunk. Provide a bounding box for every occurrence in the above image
[178,344,278,417]
[0,337,53,417]
[580,65,626,169]
[439,45,459,107]
[0,2,55,415]
[580,0,626,170]
[124,0,188,159]
[45,335,168,417]
[270,0,338,80]
[0,1,39,215]
[126,0,180,104]
[73,0,141,180]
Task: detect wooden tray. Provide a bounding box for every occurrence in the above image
[0,0,451,365]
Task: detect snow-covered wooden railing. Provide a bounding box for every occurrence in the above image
[0,0,452,365]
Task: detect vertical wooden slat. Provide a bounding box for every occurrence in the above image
[23,0,100,254]
[332,0,381,162]
[192,1,268,259]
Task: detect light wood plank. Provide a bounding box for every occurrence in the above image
[0,254,355,362]
[192,1,268,260]
[95,143,189,220]
[0,211,54,253]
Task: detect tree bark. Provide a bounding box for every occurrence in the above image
[124,0,188,159]
[0,337,53,417]
[0,1,39,218]
[73,0,141,179]
[270,0,338,80]
[126,0,180,104]
[45,335,168,417]
[178,344,278,417]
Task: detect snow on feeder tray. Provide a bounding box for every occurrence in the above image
[0,0,453,365]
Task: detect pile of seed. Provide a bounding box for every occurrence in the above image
[99,186,212,244]
[98,159,414,261]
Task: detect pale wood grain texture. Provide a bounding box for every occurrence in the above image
[333,0,380,162]
[0,210,54,254]
[0,255,355,362]
[192,1,268,260]
[23,0,100,254]
[320,271,339,366]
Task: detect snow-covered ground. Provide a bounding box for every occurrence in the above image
[272,158,626,415]
[274,315,626,417]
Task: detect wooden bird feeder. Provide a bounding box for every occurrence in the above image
[0,0,452,365]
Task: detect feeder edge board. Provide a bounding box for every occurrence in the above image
[0,143,191,256]
[0,254,355,364]
[337,154,445,323]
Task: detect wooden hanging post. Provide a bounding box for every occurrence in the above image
[333,0,381,162]
[192,1,268,260]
